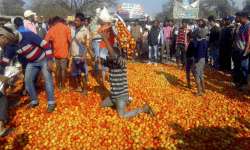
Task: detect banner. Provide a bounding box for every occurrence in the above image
[117,3,145,19]
[173,0,200,19]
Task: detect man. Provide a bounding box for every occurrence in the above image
[193,19,209,96]
[45,16,71,90]
[0,25,56,112]
[176,21,189,68]
[23,10,37,34]
[98,7,114,85]
[148,20,161,64]
[89,8,102,76]
[232,12,243,88]
[131,21,143,59]
[99,24,154,118]
[233,12,250,90]
[69,13,90,94]
[219,16,235,72]
[36,18,47,39]
[208,16,221,69]
[162,20,174,63]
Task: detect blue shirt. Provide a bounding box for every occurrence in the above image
[0,29,53,66]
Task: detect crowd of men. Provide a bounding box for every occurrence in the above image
[0,8,155,136]
[0,8,250,136]
[129,12,250,95]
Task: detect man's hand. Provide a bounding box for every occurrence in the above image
[67,58,72,73]
[98,25,112,39]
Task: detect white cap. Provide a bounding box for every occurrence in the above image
[99,7,113,23]
[24,10,36,18]
[96,8,101,15]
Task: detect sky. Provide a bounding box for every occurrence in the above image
[24,0,246,15]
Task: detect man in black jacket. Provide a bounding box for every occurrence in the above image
[219,17,235,72]
[208,16,220,69]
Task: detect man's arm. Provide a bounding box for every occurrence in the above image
[246,28,250,51]
[0,46,17,66]
[30,32,53,60]
[100,32,126,68]
[67,27,72,45]
[100,32,116,58]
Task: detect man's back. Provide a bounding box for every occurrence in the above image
[45,22,71,59]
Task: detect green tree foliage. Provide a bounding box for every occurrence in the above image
[30,0,116,18]
[0,0,24,16]
[243,0,250,14]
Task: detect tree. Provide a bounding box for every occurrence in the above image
[0,0,24,16]
[155,0,174,21]
[199,0,236,18]
[243,0,250,14]
[30,0,116,18]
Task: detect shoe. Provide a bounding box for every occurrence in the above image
[144,104,155,117]
[27,102,39,109]
[202,89,206,94]
[82,90,88,96]
[187,84,192,89]
[128,97,133,103]
[147,61,152,65]
[75,87,82,92]
[47,104,56,113]
[195,93,203,97]
[0,128,8,137]
[238,85,248,92]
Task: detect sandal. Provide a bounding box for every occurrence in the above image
[0,128,8,137]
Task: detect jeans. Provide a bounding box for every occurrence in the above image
[232,50,249,85]
[210,47,219,69]
[25,59,55,105]
[149,45,158,61]
[71,58,88,82]
[0,93,8,123]
[92,40,101,58]
[101,96,144,118]
[186,57,195,85]
[193,58,206,93]
[92,40,101,74]
[176,44,186,66]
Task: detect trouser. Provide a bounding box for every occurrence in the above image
[210,46,220,69]
[193,58,206,93]
[186,57,195,86]
[92,39,101,74]
[135,40,142,58]
[176,44,186,67]
[0,93,8,123]
[149,45,158,61]
[161,39,172,62]
[101,96,144,118]
[25,59,55,105]
[55,58,68,88]
[232,50,249,86]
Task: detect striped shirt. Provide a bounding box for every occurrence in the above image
[176,27,188,45]
[0,30,53,66]
[107,54,129,100]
